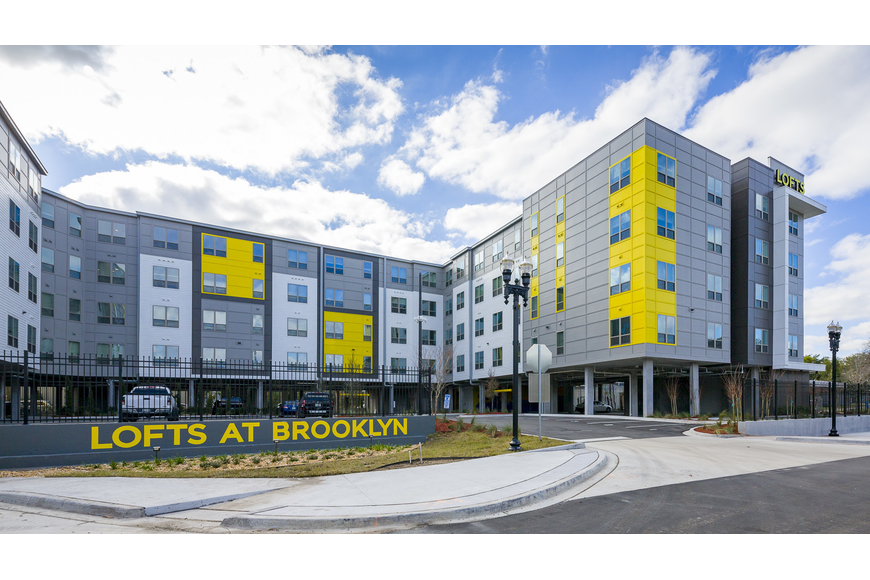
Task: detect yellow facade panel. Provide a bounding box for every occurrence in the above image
[201,233,265,300]
[323,312,374,362]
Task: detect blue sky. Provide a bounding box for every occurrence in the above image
[2,42,869,356]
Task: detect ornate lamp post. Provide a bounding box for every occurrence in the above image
[828,321,842,437]
[501,256,533,451]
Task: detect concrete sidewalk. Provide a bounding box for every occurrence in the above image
[0,444,605,532]
[775,431,870,445]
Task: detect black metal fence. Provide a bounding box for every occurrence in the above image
[1,351,433,424]
[731,378,870,422]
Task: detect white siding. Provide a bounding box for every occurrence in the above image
[138,254,193,361]
[272,272,317,365]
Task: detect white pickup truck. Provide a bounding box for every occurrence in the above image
[121,386,180,421]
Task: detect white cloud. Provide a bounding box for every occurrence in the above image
[0,46,403,175]
[684,46,870,200]
[58,162,458,262]
[444,202,523,243]
[377,158,425,196]
[805,233,870,327]
[399,47,715,200]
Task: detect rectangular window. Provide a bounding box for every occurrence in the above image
[707,225,723,253]
[445,297,453,316]
[557,331,565,355]
[556,241,565,267]
[68,341,80,362]
[610,316,631,346]
[287,352,309,367]
[556,196,565,223]
[755,239,770,265]
[610,263,631,295]
[514,229,522,251]
[203,310,227,331]
[69,298,81,322]
[531,254,538,277]
[152,345,180,366]
[287,317,308,337]
[657,314,676,344]
[391,297,407,314]
[456,259,465,279]
[446,269,453,287]
[610,210,631,244]
[707,176,723,206]
[325,255,343,274]
[42,203,54,228]
[456,323,465,341]
[755,328,769,353]
[153,226,179,249]
[8,257,19,292]
[456,291,465,310]
[29,221,38,251]
[474,284,484,304]
[610,156,631,194]
[7,315,18,347]
[40,338,54,359]
[707,323,723,349]
[755,284,770,309]
[8,143,20,177]
[474,317,484,337]
[789,212,799,236]
[98,220,111,243]
[364,261,373,279]
[97,260,110,283]
[109,262,125,284]
[41,292,54,316]
[422,300,436,316]
[788,335,799,358]
[657,153,676,187]
[656,261,675,292]
[789,253,799,277]
[69,213,82,238]
[324,354,344,368]
[707,274,723,301]
[474,250,484,271]
[491,239,504,262]
[363,324,372,342]
[252,243,264,264]
[556,286,565,311]
[96,261,124,284]
[112,303,126,325]
[474,351,484,370]
[69,255,82,280]
[252,313,264,334]
[363,293,372,311]
[112,222,125,244]
[325,288,344,307]
[391,266,407,284]
[445,328,453,346]
[492,276,503,297]
[153,266,179,289]
[202,273,227,294]
[152,305,179,328]
[28,169,40,200]
[456,355,465,373]
[391,358,407,373]
[41,248,54,273]
[287,249,308,269]
[27,325,36,354]
[423,329,436,346]
[492,311,503,332]
[789,294,799,317]
[657,208,676,240]
[9,200,20,236]
[203,347,227,367]
[531,295,538,319]
[492,347,503,367]
[202,234,226,257]
[325,321,345,340]
[756,194,770,220]
[531,212,538,237]
[391,327,407,344]
[28,273,37,302]
[253,279,264,299]
[287,283,308,303]
[97,302,110,324]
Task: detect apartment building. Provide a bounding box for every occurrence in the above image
[2,99,828,417]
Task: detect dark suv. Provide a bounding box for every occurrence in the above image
[297,392,332,418]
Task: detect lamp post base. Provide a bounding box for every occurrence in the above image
[509,437,521,452]
[829,429,839,437]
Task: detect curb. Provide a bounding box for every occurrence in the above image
[683,426,740,439]
[0,491,145,519]
[775,436,870,446]
[220,450,608,531]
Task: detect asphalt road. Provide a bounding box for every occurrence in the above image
[462,414,692,441]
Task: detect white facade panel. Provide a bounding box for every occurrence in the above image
[468,270,523,380]
[272,272,318,365]
[138,254,193,362]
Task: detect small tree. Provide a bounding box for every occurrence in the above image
[664,376,680,417]
[483,369,500,412]
[722,365,745,422]
[425,343,454,413]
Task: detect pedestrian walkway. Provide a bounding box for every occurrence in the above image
[775,431,870,445]
[0,444,605,532]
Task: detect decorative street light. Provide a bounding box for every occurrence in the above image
[828,321,842,437]
[414,314,425,416]
[501,256,533,451]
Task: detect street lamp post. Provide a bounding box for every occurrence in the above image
[501,256,533,452]
[828,321,842,437]
[414,314,425,416]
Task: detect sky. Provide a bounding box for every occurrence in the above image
[2,9,869,357]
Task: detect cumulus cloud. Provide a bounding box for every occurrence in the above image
[685,45,870,200]
[398,47,715,200]
[59,162,458,262]
[805,233,870,327]
[0,46,403,175]
[377,158,425,196]
[444,202,523,243]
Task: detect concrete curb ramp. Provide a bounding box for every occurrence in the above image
[220,448,607,531]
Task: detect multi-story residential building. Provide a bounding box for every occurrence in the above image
[2,100,827,418]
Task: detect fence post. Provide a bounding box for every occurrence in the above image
[752,377,756,422]
[794,380,797,419]
[198,358,204,422]
[774,379,778,420]
[812,381,815,419]
[117,355,124,423]
[859,383,862,417]
[268,361,273,420]
[22,350,29,425]
[844,384,848,418]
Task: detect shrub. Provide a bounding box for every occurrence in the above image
[288,456,299,462]
[231,454,242,465]
[209,460,223,468]
[109,461,118,470]
[251,456,261,464]
[486,424,498,437]
[699,414,709,421]
[452,418,465,432]
[154,457,162,467]
[132,461,141,468]
[652,411,662,418]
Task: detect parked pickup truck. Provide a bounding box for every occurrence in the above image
[296,392,332,418]
[121,386,179,421]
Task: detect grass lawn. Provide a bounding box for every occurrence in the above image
[0,417,567,479]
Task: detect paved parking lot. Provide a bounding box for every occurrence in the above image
[459,414,693,441]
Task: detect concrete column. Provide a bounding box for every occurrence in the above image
[478,384,485,413]
[690,363,700,417]
[257,380,264,411]
[642,359,654,417]
[584,366,594,415]
[500,391,507,413]
[628,371,638,417]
